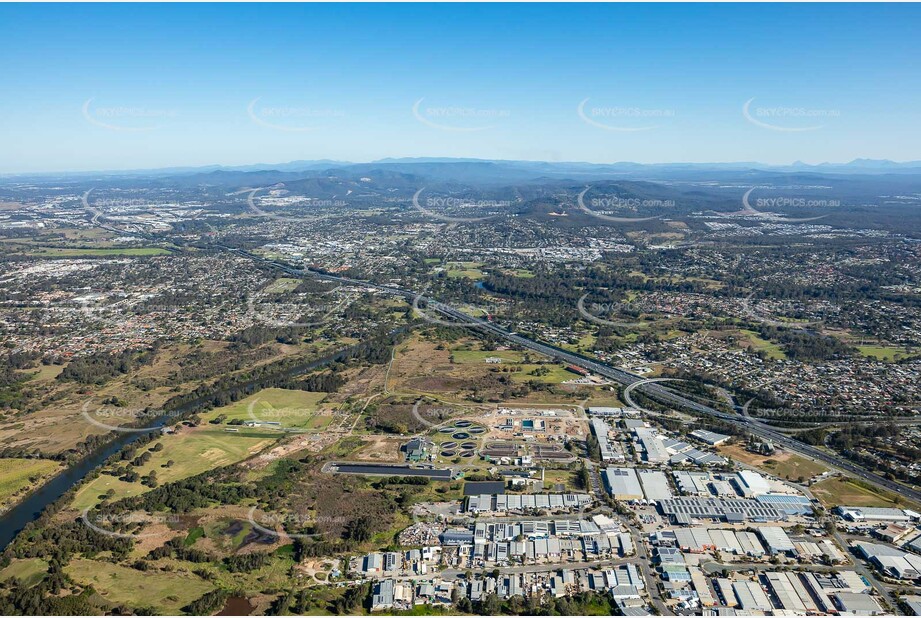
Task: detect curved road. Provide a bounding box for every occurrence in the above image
[228,248,921,507]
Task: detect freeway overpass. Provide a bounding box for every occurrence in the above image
[230,248,921,506]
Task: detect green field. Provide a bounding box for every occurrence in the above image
[202,388,332,429]
[510,364,584,384]
[811,477,919,510]
[505,268,535,278]
[263,277,302,293]
[31,247,171,257]
[72,427,276,510]
[0,458,62,510]
[0,558,48,587]
[740,329,787,360]
[450,349,526,364]
[719,444,828,481]
[856,345,919,362]
[64,558,214,614]
[445,262,486,279]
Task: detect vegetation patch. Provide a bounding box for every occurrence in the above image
[0,458,63,512]
[64,558,214,615]
[72,427,275,510]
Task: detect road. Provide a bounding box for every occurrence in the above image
[229,249,921,506]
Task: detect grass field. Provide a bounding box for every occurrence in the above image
[21,364,65,382]
[72,427,276,510]
[718,444,828,481]
[502,268,535,278]
[856,345,919,362]
[510,364,583,384]
[810,477,919,510]
[450,349,526,364]
[445,262,486,279]
[31,247,171,257]
[202,388,332,429]
[0,458,63,511]
[0,558,48,587]
[739,329,787,360]
[64,558,214,614]
[263,277,301,293]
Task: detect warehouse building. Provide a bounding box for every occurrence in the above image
[836,506,911,523]
[371,580,395,611]
[591,418,622,463]
[714,578,737,607]
[689,567,715,607]
[604,468,644,501]
[833,592,885,616]
[638,469,673,501]
[732,580,773,612]
[465,493,591,513]
[755,493,813,516]
[733,470,771,497]
[765,572,807,612]
[674,527,716,553]
[689,429,731,446]
[673,471,712,495]
[738,531,767,558]
[635,427,670,463]
[855,542,921,581]
[758,526,797,556]
[658,497,786,523]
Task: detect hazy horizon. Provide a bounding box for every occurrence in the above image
[3,3,921,173]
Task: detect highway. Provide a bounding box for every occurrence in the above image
[230,248,921,506]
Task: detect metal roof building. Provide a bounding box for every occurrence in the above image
[603,467,644,500]
[758,526,796,555]
[756,493,813,515]
[733,470,771,497]
[658,497,786,523]
[635,427,669,463]
[690,429,731,445]
[732,580,773,612]
[638,469,673,501]
[836,506,911,522]
[591,418,621,462]
[833,592,884,615]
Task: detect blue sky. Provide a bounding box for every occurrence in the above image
[2,3,920,173]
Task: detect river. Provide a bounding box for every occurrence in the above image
[0,331,406,552]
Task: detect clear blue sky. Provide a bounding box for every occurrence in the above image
[2,3,920,173]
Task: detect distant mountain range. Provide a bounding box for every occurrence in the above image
[5,157,921,181]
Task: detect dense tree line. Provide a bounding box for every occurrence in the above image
[223,552,272,572]
[57,347,157,385]
[181,589,228,615]
[756,325,855,361]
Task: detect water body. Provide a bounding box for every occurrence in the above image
[217,596,254,616]
[0,333,405,552]
[0,426,160,550]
